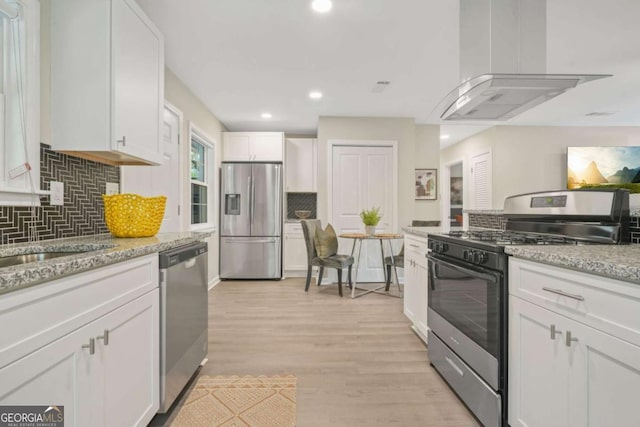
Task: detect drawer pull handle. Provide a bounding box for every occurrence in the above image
[82,338,95,355]
[550,324,562,340]
[409,244,420,248]
[445,356,464,377]
[565,331,578,347]
[97,329,110,346]
[542,287,585,301]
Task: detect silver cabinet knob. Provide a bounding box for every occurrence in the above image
[82,338,95,355]
[97,329,110,346]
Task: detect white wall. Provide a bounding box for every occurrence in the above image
[165,68,225,283]
[316,117,441,230]
[441,126,640,209]
[415,125,442,221]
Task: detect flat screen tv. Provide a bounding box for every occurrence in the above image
[567,146,640,190]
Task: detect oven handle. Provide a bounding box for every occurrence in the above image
[427,254,501,287]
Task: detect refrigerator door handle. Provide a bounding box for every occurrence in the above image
[247,175,252,227]
[275,166,281,228]
[251,175,256,228]
[224,238,276,244]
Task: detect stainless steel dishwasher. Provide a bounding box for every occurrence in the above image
[158,242,208,413]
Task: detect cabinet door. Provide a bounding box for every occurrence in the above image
[250,134,283,161]
[285,138,316,192]
[0,322,100,427]
[223,133,251,161]
[403,250,417,322]
[284,226,308,272]
[509,296,571,427]
[414,259,429,339]
[569,317,640,427]
[102,290,159,427]
[249,132,284,162]
[112,0,164,164]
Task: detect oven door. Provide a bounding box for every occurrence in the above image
[427,253,502,389]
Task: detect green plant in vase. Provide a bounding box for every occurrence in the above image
[360,207,382,235]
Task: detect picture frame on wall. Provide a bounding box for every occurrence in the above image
[415,168,437,200]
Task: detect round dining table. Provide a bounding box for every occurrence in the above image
[338,233,404,299]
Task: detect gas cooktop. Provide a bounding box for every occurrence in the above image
[445,229,583,246]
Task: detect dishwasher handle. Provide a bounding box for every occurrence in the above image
[159,242,208,269]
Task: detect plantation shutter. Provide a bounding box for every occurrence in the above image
[472,151,492,209]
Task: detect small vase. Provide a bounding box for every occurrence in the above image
[365,225,376,236]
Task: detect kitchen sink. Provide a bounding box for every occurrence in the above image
[0,251,86,268]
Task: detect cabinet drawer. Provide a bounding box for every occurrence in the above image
[509,257,640,347]
[405,234,428,264]
[0,254,158,368]
[284,222,303,235]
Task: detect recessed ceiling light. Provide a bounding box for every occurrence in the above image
[261,112,272,119]
[309,91,323,99]
[311,0,332,13]
[440,134,450,140]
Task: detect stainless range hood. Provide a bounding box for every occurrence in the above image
[435,0,611,122]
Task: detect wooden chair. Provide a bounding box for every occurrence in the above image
[301,220,354,297]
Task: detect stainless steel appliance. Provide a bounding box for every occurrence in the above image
[220,162,282,279]
[158,242,208,413]
[427,189,629,427]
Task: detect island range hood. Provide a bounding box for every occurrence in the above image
[435,0,611,122]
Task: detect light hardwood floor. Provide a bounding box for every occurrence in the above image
[151,278,479,427]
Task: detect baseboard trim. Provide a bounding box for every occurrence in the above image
[208,276,220,290]
[411,325,429,346]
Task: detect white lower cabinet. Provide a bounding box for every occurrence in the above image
[403,234,428,342]
[0,255,159,427]
[509,258,640,427]
[284,223,308,276]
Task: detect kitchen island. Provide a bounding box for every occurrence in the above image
[505,243,640,283]
[507,245,640,427]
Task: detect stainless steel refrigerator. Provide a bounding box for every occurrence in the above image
[220,162,282,279]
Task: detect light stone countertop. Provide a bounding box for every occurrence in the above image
[504,244,640,284]
[0,232,212,295]
[402,226,446,238]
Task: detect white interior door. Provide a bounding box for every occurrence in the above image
[121,105,181,232]
[331,145,395,283]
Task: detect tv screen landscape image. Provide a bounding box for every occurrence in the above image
[567,146,640,190]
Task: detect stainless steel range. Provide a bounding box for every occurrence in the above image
[426,189,629,427]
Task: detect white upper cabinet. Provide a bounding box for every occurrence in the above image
[223,132,284,161]
[0,0,42,206]
[285,138,317,192]
[50,0,164,166]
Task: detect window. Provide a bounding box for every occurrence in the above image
[190,124,216,230]
[0,0,41,206]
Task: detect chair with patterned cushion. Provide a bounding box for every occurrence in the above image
[301,219,354,297]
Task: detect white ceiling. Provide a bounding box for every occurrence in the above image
[136,0,640,144]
